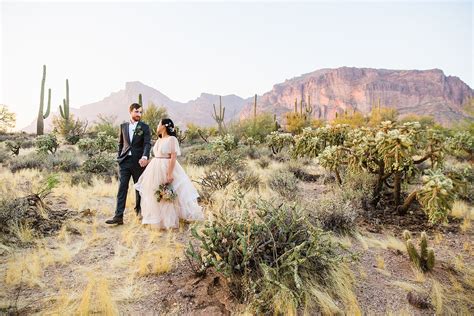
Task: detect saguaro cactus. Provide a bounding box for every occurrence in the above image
[253,94,257,126]
[403,230,435,272]
[294,98,298,114]
[138,94,143,107]
[36,65,52,135]
[212,96,226,134]
[59,79,70,121]
[304,95,313,119]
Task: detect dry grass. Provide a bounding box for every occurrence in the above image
[431,279,444,315]
[76,273,118,315]
[355,233,405,253]
[411,267,426,283]
[5,252,43,287]
[12,221,35,243]
[375,254,391,276]
[451,200,473,233]
[135,241,183,276]
[391,280,425,293]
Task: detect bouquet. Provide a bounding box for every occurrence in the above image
[155,183,177,202]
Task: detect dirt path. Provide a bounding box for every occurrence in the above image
[0,195,237,315]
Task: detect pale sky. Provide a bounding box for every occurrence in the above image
[1,0,472,130]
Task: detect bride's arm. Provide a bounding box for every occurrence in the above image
[166,138,178,184]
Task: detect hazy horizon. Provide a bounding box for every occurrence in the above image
[1,1,472,130]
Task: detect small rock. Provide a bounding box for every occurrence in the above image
[407,291,431,309]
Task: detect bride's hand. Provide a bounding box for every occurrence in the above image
[166,174,174,184]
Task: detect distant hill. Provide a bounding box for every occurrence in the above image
[22,67,473,132]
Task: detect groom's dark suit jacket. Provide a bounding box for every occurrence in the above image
[117,121,151,164]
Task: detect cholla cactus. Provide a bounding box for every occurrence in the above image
[403,230,435,272]
[417,170,455,224]
[448,131,474,160]
[266,131,294,154]
[317,145,346,184]
[211,134,237,153]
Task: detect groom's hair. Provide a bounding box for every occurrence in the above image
[129,103,142,112]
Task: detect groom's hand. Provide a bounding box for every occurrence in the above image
[139,158,148,167]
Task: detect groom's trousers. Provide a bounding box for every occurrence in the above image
[115,156,145,218]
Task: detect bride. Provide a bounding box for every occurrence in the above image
[134,118,204,229]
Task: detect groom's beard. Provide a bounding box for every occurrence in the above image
[131,116,141,122]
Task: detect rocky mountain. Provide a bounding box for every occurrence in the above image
[240,67,473,125]
[22,67,473,132]
[23,81,250,133]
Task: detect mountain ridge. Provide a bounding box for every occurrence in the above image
[22,67,473,132]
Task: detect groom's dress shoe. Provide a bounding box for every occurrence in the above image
[105,217,123,225]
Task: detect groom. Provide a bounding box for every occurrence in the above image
[106,103,151,225]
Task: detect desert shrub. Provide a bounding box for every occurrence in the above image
[0,147,10,163]
[199,166,234,191]
[339,171,377,209]
[399,114,436,128]
[197,134,245,199]
[239,141,261,160]
[89,114,119,138]
[47,151,81,172]
[0,174,66,246]
[52,114,88,144]
[77,132,117,176]
[285,112,308,134]
[187,200,352,313]
[235,170,261,191]
[367,106,398,126]
[4,140,22,156]
[142,102,168,138]
[9,152,47,173]
[267,169,298,199]
[35,133,59,154]
[185,147,217,166]
[70,172,94,186]
[229,113,277,143]
[257,157,270,169]
[286,161,320,182]
[77,132,117,156]
[182,123,203,144]
[21,139,35,149]
[313,195,358,235]
[332,111,366,127]
[82,154,115,174]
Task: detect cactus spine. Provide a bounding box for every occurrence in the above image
[212,96,225,134]
[59,79,70,121]
[36,65,52,135]
[403,230,435,272]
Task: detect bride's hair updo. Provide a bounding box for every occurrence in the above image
[159,118,177,138]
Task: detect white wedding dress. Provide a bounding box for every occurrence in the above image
[134,136,204,229]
